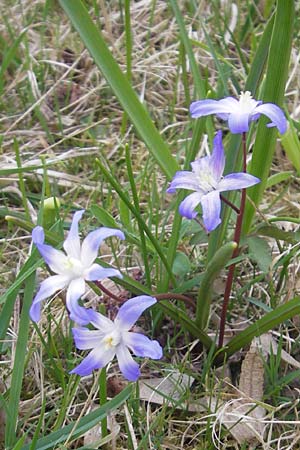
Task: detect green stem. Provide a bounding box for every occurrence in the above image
[99,367,108,439]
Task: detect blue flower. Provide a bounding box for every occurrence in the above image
[190,91,287,134]
[30,210,125,325]
[167,131,260,231]
[70,296,163,381]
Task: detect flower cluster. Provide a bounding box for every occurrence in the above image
[31,210,162,381]
[168,91,287,231]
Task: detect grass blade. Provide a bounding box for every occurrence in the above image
[58,0,178,179]
[217,296,300,361]
[5,271,36,447]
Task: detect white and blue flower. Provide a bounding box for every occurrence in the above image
[167,131,260,231]
[30,210,124,325]
[70,295,163,381]
[190,91,287,134]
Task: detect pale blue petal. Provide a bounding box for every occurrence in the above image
[72,327,106,350]
[190,97,237,118]
[84,264,122,282]
[32,227,69,274]
[116,344,140,381]
[166,171,199,193]
[200,191,221,232]
[178,192,202,219]
[63,210,85,259]
[227,112,251,133]
[218,173,260,192]
[210,131,225,180]
[30,274,69,322]
[122,331,163,359]
[190,155,211,174]
[70,347,115,376]
[115,296,157,330]
[66,277,91,325]
[80,227,125,268]
[254,103,287,134]
[32,226,45,245]
[89,310,115,332]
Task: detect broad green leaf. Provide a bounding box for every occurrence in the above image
[243,0,294,232]
[246,236,272,273]
[172,251,191,277]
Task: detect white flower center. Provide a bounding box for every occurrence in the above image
[197,170,218,192]
[238,91,256,113]
[103,329,121,350]
[64,256,85,278]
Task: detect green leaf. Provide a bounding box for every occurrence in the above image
[172,251,191,277]
[5,272,36,447]
[255,224,300,244]
[246,236,272,273]
[266,171,293,188]
[218,296,300,360]
[243,0,295,232]
[58,0,178,179]
[281,119,300,172]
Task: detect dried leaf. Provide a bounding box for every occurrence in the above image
[83,409,120,447]
[213,339,266,445]
[139,371,204,411]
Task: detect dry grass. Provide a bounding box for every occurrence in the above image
[1,0,300,449]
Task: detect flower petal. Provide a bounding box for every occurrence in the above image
[84,264,122,282]
[210,131,225,180]
[66,277,91,325]
[116,344,140,381]
[32,226,45,245]
[200,190,221,232]
[178,191,202,219]
[80,227,125,268]
[63,210,85,259]
[166,171,200,193]
[30,274,69,322]
[72,327,106,350]
[190,97,237,118]
[70,347,115,376]
[32,226,69,274]
[254,103,287,134]
[122,331,163,359]
[115,296,157,330]
[218,173,260,192]
[227,112,251,133]
[90,310,115,332]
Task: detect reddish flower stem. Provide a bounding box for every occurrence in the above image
[220,194,240,214]
[94,281,195,309]
[218,132,247,348]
